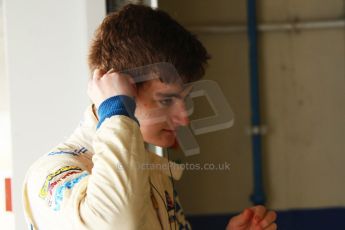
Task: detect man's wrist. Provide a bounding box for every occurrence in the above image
[97,95,139,129]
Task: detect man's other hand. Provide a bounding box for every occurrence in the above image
[226,205,277,230]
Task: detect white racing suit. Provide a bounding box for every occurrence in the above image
[23,97,191,230]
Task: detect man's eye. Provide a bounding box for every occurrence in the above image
[159,98,173,106]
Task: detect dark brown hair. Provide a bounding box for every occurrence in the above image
[88,4,210,84]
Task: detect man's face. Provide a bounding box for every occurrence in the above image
[135,79,192,148]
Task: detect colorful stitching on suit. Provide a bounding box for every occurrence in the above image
[53,172,88,211]
[48,147,88,156]
[39,166,83,199]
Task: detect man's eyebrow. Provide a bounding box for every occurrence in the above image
[155,92,181,98]
[155,86,193,98]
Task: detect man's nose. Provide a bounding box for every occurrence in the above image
[171,101,190,127]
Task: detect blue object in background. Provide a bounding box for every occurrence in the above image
[247,0,266,205]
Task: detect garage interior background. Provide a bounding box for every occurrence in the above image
[157,1,345,229]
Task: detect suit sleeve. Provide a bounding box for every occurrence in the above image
[24,97,153,230]
[76,115,151,229]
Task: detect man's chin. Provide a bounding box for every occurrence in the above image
[155,141,174,148]
[148,138,176,148]
[159,143,175,148]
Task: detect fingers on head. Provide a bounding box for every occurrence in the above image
[93,69,103,80]
[106,68,115,74]
[128,75,136,85]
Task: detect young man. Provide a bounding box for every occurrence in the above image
[23,4,277,230]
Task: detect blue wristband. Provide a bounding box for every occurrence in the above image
[97,95,139,129]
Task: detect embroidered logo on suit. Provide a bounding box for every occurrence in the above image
[47,147,88,156]
[39,165,88,211]
[39,166,83,199]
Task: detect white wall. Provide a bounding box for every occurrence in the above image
[0,0,11,162]
[0,0,8,112]
[0,1,14,229]
[3,0,105,229]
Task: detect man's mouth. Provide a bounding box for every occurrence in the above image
[162,129,175,134]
